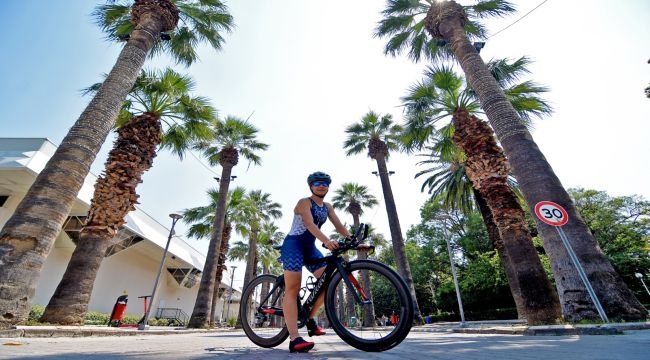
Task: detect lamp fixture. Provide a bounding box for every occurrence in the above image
[371,171,395,176]
[215,176,237,182]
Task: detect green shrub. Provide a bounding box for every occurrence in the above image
[25,305,184,327]
[28,305,45,322]
[121,314,141,325]
[227,316,237,327]
[85,311,109,325]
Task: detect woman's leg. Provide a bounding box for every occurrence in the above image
[282,270,302,340]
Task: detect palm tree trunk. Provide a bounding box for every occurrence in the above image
[349,215,375,326]
[210,223,232,326]
[39,113,161,325]
[39,231,112,325]
[427,0,646,321]
[235,229,258,328]
[242,229,259,291]
[188,166,235,328]
[472,189,526,317]
[344,217,359,322]
[0,1,178,329]
[374,156,422,322]
[454,112,562,324]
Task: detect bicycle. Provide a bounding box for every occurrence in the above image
[240,224,414,352]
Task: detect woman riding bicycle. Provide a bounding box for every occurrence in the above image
[279,171,352,353]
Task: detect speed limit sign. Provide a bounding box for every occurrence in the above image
[534,201,569,226]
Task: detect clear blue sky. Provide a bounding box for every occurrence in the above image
[2,1,649,286]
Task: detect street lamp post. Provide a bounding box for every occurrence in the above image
[138,213,183,330]
[635,273,650,296]
[225,266,237,322]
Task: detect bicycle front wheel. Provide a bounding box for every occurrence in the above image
[239,274,289,348]
[325,260,414,352]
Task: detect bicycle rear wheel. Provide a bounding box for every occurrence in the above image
[239,274,289,348]
[325,260,414,352]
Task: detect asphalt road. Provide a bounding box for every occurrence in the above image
[2,329,649,360]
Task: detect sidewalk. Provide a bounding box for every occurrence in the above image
[2,320,649,338]
[410,319,650,335]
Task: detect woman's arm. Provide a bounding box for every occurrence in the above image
[295,199,339,250]
[326,203,352,238]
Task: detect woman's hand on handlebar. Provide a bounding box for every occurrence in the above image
[323,238,340,251]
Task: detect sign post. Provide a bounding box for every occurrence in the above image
[534,201,609,322]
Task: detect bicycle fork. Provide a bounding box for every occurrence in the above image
[337,262,372,305]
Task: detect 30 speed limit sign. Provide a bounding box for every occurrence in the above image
[534,201,569,226]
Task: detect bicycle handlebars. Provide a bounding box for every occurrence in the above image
[326,223,370,254]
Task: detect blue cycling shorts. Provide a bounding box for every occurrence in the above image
[280,232,326,273]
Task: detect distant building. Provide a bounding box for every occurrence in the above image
[0,138,239,324]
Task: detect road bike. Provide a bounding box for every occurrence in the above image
[240,224,414,352]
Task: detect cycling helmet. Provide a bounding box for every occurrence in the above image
[307,171,331,186]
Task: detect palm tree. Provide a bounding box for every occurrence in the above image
[376,0,646,321]
[228,223,283,295]
[182,186,251,326]
[332,183,378,325]
[0,0,233,328]
[344,111,422,322]
[332,183,379,229]
[39,68,215,325]
[256,222,284,276]
[402,62,561,323]
[228,223,283,327]
[188,117,268,328]
[234,190,282,328]
[239,190,282,291]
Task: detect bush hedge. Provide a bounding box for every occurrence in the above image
[26,305,178,326]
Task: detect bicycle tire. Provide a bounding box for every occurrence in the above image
[325,260,414,352]
[240,274,289,348]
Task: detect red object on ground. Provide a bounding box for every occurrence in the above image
[108,294,128,327]
[390,313,398,325]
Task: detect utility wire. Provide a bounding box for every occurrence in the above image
[188,149,220,177]
[487,0,549,40]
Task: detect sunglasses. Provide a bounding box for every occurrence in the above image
[311,181,329,187]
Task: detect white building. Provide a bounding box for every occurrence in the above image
[0,138,240,324]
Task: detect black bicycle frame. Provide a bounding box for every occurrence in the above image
[257,224,371,320]
[258,249,371,321]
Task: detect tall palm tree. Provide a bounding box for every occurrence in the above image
[376,0,646,321]
[39,68,215,325]
[344,111,422,322]
[228,222,283,298]
[332,183,379,229]
[228,223,283,326]
[239,190,282,291]
[256,222,284,276]
[402,62,561,323]
[234,190,282,328]
[188,117,268,328]
[182,186,252,326]
[413,143,526,303]
[0,0,232,328]
[332,183,378,325]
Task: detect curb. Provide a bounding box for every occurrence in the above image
[2,322,649,339]
[0,326,230,339]
[410,321,650,336]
